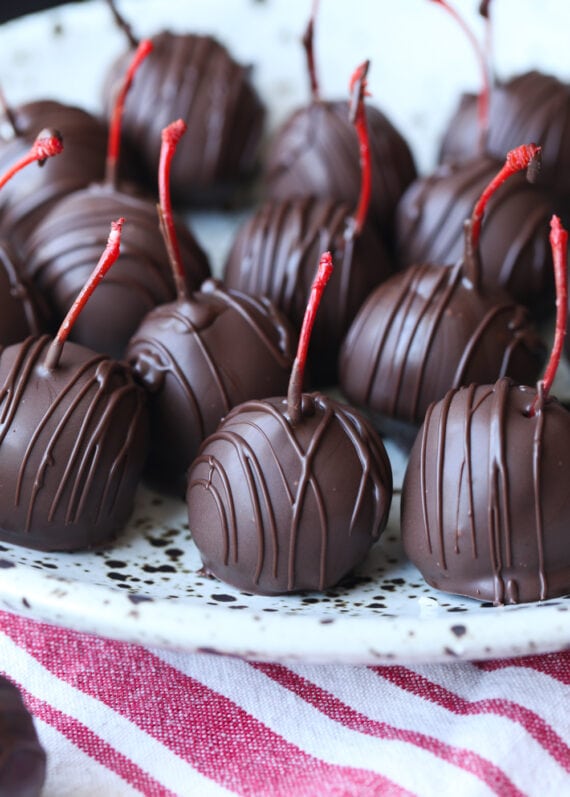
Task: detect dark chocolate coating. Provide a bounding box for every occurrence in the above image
[395,155,555,311]
[339,262,545,426]
[0,100,118,252]
[401,378,570,604]
[0,240,45,345]
[0,675,46,797]
[440,72,570,200]
[264,100,417,247]
[0,336,148,551]
[21,183,210,359]
[224,196,393,385]
[126,279,296,496]
[187,392,392,594]
[103,32,265,205]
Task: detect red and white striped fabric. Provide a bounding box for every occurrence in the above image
[1,609,568,797]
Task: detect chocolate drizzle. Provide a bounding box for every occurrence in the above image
[224,196,392,385]
[339,261,544,426]
[0,675,46,797]
[103,32,265,204]
[187,393,392,594]
[127,280,296,496]
[402,378,570,604]
[0,336,148,551]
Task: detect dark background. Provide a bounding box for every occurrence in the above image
[0,2,79,24]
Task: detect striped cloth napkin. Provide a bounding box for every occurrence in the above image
[1,610,568,796]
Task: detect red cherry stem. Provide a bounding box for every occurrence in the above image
[464,143,541,287]
[529,215,568,417]
[105,38,153,187]
[287,252,334,426]
[105,0,139,48]
[349,60,372,237]
[0,85,20,136]
[157,119,188,301]
[302,0,321,102]
[430,0,490,152]
[0,129,63,190]
[43,218,125,371]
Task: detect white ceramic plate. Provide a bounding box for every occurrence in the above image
[1,0,570,664]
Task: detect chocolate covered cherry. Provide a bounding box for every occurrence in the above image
[0,220,148,552]
[225,61,393,386]
[339,145,545,427]
[102,0,265,205]
[187,253,392,595]
[264,5,416,246]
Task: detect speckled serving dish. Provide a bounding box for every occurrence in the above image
[0,0,570,664]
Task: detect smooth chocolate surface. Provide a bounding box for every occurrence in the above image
[22,183,210,359]
[264,99,417,247]
[396,154,555,311]
[103,31,265,205]
[0,336,148,551]
[127,279,296,496]
[187,393,393,594]
[0,675,46,797]
[339,262,545,426]
[224,196,392,385]
[401,379,570,604]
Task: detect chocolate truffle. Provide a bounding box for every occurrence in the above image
[187,254,392,595]
[395,154,554,310]
[339,146,545,427]
[0,220,148,552]
[264,13,416,247]
[401,215,570,605]
[103,23,265,205]
[225,63,393,386]
[0,675,46,797]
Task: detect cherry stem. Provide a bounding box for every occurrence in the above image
[465,143,541,287]
[529,215,568,417]
[0,85,20,136]
[0,128,63,191]
[105,0,139,48]
[348,60,372,237]
[157,119,188,301]
[105,38,153,187]
[302,0,321,102]
[287,252,334,426]
[44,218,125,371]
[479,0,494,83]
[430,0,490,152]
